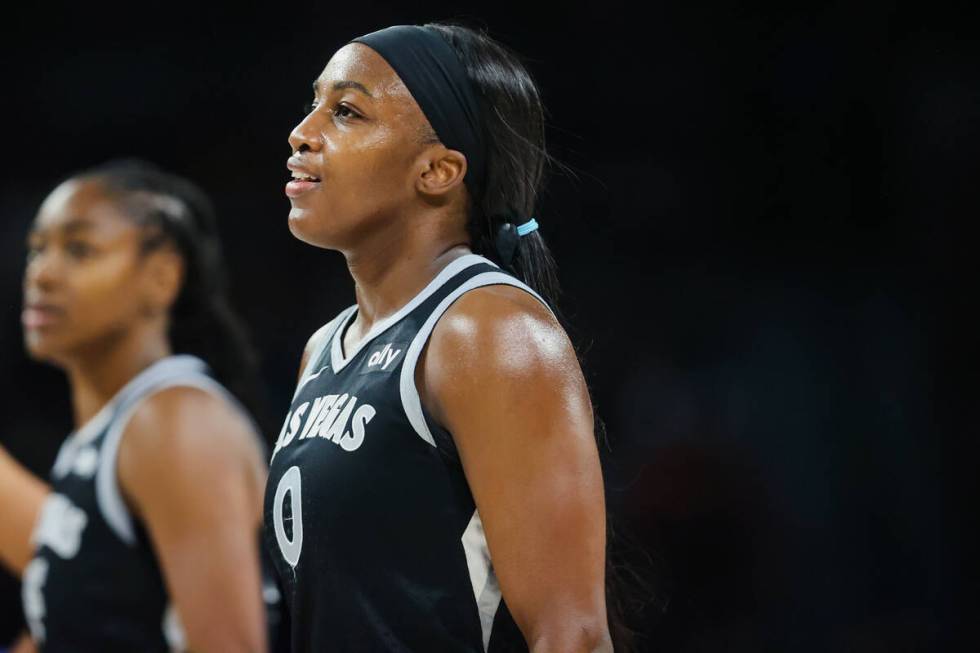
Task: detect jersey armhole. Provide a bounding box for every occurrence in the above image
[398,272,552,448]
[94,375,240,546]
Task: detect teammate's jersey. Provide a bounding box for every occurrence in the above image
[21,355,274,653]
[263,254,549,652]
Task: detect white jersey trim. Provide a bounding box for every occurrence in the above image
[399,271,550,447]
[330,254,494,375]
[51,405,114,480]
[50,354,188,480]
[162,603,186,651]
[93,356,233,546]
[461,510,502,651]
[294,305,358,399]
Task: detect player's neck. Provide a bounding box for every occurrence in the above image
[344,213,470,336]
[64,325,172,428]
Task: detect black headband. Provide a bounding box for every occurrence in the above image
[351,25,485,194]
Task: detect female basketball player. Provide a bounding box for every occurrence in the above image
[0,161,269,652]
[265,24,612,651]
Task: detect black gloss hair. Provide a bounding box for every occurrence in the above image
[425,23,655,651]
[425,23,561,310]
[76,159,264,424]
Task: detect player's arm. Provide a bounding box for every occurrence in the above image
[421,286,612,653]
[117,387,267,653]
[0,446,49,576]
[9,631,38,653]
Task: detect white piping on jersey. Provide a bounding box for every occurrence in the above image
[461,510,502,651]
[330,254,495,375]
[162,603,186,651]
[93,357,235,546]
[293,305,358,400]
[51,406,114,480]
[398,271,550,447]
[52,356,204,480]
[52,358,206,478]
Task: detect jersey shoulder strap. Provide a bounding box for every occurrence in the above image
[399,264,553,447]
[94,355,231,545]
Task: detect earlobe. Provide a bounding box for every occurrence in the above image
[417,147,468,198]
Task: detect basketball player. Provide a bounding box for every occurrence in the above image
[0,161,270,652]
[265,24,611,651]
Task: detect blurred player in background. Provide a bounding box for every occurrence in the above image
[0,160,273,652]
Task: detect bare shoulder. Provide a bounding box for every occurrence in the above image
[429,284,576,375]
[423,285,585,417]
[123,385,257,456]
[421,282,596,458]
[117,385,264,503]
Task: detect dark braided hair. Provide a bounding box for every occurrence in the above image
[75,159,263,422]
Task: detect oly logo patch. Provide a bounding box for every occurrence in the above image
[366,343,402,371]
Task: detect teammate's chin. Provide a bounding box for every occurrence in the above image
[23,328,69,364]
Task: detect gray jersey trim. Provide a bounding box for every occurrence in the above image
[293,305,358,400]
[51,406,115,480]
[93,356,233,546]
[398,271,550,447]
[330,254,492,375]
[461,510,503,651]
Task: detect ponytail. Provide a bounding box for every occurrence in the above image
[426,23,562,309]
[426,23,655,651]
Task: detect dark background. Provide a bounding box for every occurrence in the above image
[0,1,972,650]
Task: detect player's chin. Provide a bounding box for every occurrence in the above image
[288,206,342,250]
[287,208,318,244]
[23,330,67,364]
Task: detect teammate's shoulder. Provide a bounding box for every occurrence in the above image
[117,384,263,520]
[122,384,253,457]
[137,382,229,412]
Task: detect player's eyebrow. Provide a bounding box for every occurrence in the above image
[30,218,96,239]
[61,218,97,234]
[333,80,373,97]
[312,79,374,98]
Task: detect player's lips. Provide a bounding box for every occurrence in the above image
[286,158,321,198]
[285,180,320,198]
[22,302,65,329]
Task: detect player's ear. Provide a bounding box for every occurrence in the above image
[139,245,184,318]
[415,144,467,199]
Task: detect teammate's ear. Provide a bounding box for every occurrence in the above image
[140,247,184,317]
[415,145,467,199]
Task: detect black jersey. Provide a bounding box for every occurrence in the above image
[21,355,277,653]
[263,255,549,652]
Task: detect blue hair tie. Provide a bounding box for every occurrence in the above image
[516,218,539,237]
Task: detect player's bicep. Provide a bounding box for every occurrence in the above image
[118,389,266,653]
[424,290,609,648]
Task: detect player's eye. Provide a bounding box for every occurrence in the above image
[65,240,94,260]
